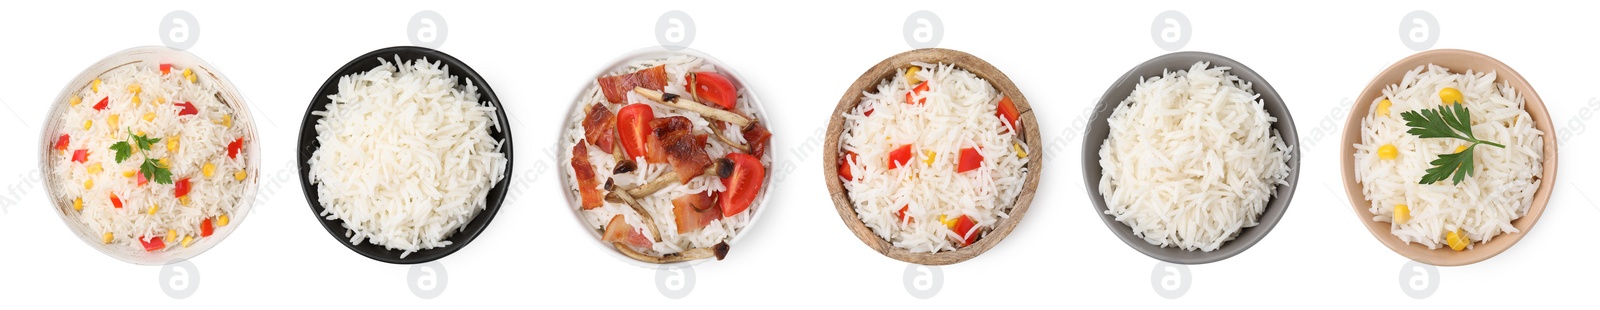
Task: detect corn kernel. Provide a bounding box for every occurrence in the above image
[102,232,114,244]
[123,170,137,177]
[158,158,170,168]
[218,214,230,226]
[73,197,83,211]
[144,112,157,122]
[1455,145,1468,153]
[107,114,119,130]
[234,170,247,181]
[181,235,194,248]
[1376,99,1392,117]
[70,95,82,106]
[165,229,177,243]
[202,163,216,178]
[84,178,94,189]
[179,196,190,206]
[86,163,102,174]
[183,68,196,83]
[128,84,141,94]
[222,114,232,128]
[92,79,101,93]
[156,96,166,105]
[1439,87,1463,105]
[1378,144,1398,160]
[167,137,179,152]
[1393,204,1410,225]
[938,214,957,229]
[1013,142,1027,158]
[922,150,936,165]
[905,67,922,85]
[148,204,158,215]
[1446,229,1470,251]
[132,95,141,105]
[83,119,93,130]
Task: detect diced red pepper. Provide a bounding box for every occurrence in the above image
[93,97,108,111]
[897,205,911,223]
[199,218,214,237]
[904,81,929,105]
[996,96,1022,134]
[137,170,149,186]
[140,235,166,252]
[952,215,979,246]
[227,138,243,159]
[174,178,191,198]
[176,102,198,115]
[110,193,123,209]
[55,134,70,152]
[888,144,913,169]
[160,64,172,75]
[957,147,983,173]
[71,149,89,163]
[838,151,858,181]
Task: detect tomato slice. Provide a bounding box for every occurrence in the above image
[616,104,654,159]
[227,138,243,159]
[110,193,123,209]
[719,153,765,217]
[174,178,191,198]
[888,144,913,169]
[55,134,70,152]
[996,96,1021,134]
[690,72,739,110]
[93,97,108,111]
[71,149,89,163]
[176,101,198,115]
[199,218,214,237]
[596,65,668,104]
[904,81,929,105]
[897,205,911,223]
[957,147,983,173]
[952,215,979,246]
[838,151,858,181]
[140,235,166,252]
[160,64,173,75]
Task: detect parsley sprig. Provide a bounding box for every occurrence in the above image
[109,129,173,184]
[1400,102,1504,185]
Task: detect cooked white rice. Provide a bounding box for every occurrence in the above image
[839,63,1030,253]
[309,56,508,258]
[1355,64,1542,250]
[562,54,768,256]
[49,63,249,252]
[1097,61,1292,252]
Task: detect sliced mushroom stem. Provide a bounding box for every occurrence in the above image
[613,241,731,263]
[633,87,751,128]
[709,123,751,153]
[604,158,732,203]
[610,185,662,243]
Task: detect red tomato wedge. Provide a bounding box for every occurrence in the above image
[904,81,929,105]
[176,101,198,115]
[957,147,983,173]
[227,138,244,159]
[743,123,772,158]
[160,64,172,75]
[690,72,739,110]
[616,104,654,159]
[174,178,191,198]
[93,97,108,111]
[199,218,214,237]
[719,153,764,217]
[672,192,723,234]
[897,205,911,223]
[602,215,653,250]
[570,143,604,209]
[888,144,913,169]
[838,151,858,181]
[110,193,123,209]
[596,65,668,104]
[71,149,88,163]
[952,215,979,246]
[581,103,617,153]
[55,134,70,152]
[140,235,166,252]
[996,96,1021,134]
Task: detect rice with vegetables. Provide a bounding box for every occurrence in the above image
[837,63,1030,253]
[563,54,771,263]
[48,62,251,253]
[1354,64,1543,251]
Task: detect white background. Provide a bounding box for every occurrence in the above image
[1,0,1597,308]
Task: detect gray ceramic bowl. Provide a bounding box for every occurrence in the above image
[1081,51,1300,265]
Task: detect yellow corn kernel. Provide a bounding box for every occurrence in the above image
[1378,144,1398,160]
[923,150,936,165]
[86,163,102,174]
[179,196,190,206]
[234,170,247,181]
[144,112,157,122]
[221,114,232,128]
[158,158,170,168]
[70,95,82,106]
[83,119,93,130]
[905,67,922,85]
[147,204,158,215]
[92,79,101,93]
[1376,99,1392,117]
[1439,87,1463,105]
[1393,204,1410,225]
[128,84,141,95]
[1446,229,1469,251]
[107,114,119,130]
[181,235,194,248]
[1013,142,1027,158]
[156,96,166,105]
[167,137,179,152]
[184,68,196,83]
[132,95,141,106]
[202,163,216,178]
[1455,145,1468,153]
[123,170,137,178]
[73,197,83,211]
[137,130,145,136]
[102,232,114,244]
[83,178,94,190]
[165,229,177,243]
[938,214,957,229]
[218,214,230,226]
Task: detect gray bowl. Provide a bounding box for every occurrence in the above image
[1081,51,1300,265]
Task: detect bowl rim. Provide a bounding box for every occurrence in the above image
[1338,48,1557,266]
[554,46,775,268]
[822,48,1044,266]
[1081,51,1301,265]
[296,45,513,265]
[40,46,262,265]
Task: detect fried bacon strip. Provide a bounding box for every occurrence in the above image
[597,65,668,104]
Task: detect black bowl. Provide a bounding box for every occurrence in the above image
[297,46,513,264]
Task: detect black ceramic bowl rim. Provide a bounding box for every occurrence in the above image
[297,46,513,264]
[1081,51,1301,265]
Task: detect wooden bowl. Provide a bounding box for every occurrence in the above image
[822,48,1042,265]
[1340,49,1558,266]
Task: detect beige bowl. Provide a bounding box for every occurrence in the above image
[1340,49,1558,266]
[823,48,1042,265]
